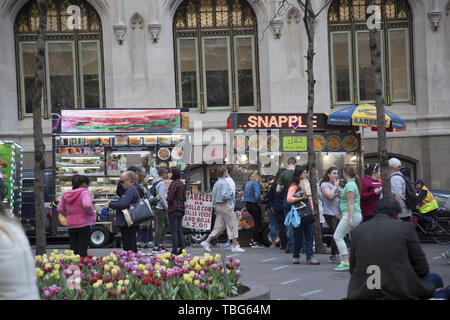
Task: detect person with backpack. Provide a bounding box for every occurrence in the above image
[148,166,169,252]
[389,158,414,222]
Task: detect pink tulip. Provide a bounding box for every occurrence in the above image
[198,283,206,290]
[236,270,241,277]
[44,290,52,299]
[228,257,234,263]
[235,260,240,267]
[78,290,83,296]
[211,264,218,270]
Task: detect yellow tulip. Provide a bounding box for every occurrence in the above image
[163,252,171,259]
[182,249,187,256]
[111,268,118,276]
[124,279,129,286]
[118,280,124,286]
[184,261,189,266]
[97,280,103,286]
[189,271,195,279]
[52,270,59,277]
[195,264,202,271]
[93,282,100,289]
[54,264,61,271]
[156,273,161,279]
[104,265,110,272]
[138,264,145,271]
[106,283,113,290]
[199,259,205,265]
[143,270,148,275]
[215,254,220,263]
[35,268,42,277]
[109,261,114,267]
[55,275,60,280]
[53,249,58,254]
[39,270,44,277]
[194,280,200,286]
[44,263,51,269]
[154,264,160,270]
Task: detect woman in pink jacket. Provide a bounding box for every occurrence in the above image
[57,175,96,257]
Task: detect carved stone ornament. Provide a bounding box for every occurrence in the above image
[287,7,301,24]
[148,23,161,43]
[428,11,442,31]
[113,24,127,45]
[130,13,145,29]
[269,19,283,39]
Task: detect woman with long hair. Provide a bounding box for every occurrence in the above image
[287,165,320,265]
[333,164,362,271]
[320,166,342,264]
[268,168,287,250]
[360,163,382,223]
[166,167,187,255]
[57,175,96,257]
[243,171,264,248]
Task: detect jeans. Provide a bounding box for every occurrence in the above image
[120,226,138,253]
[68,225,91,257]
[168,211,185,252]
[293,221,314,260]
[283,198,294,251]
[153,208,169,247]
[333,213,362,257]
[246,202,263,244]
[417,211,435,230]
[273,208,287,249]
[268,207,278,242]
[137,223,153,244]
[323,214,339,256]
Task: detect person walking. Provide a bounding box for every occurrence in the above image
[276,157,297,253]
[320,166,341,264]
[201,166,245,253]
[148,166,169,252]
[333,164,362,271]
[166,167,187,255]
[136,172,153,250]
[389,158,412,222]
[223,165,241,250]
[268,169,287,251]
[347,198,440,300]
[0,203,39,299]
[0,175,5,202]
[287,165,320,265]
[57,175,96,257]
[106,171,144,253]
[244,171,265,248]
[414,179,439,230]
[266,175,279,248]
[360,163,382,223]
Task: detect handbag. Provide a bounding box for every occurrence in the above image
[122,186,154,227]
[295,198,314,225]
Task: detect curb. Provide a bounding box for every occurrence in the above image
[228,281,270,300]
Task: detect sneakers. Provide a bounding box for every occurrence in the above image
[306,258,320,265]
[442,251,450,264]
[201,241,212,252]
[231,247,245,253]
[223,242,233,250]
[251,243,265,248]
[334,261,350,271]
[328,255,340,264]
[270,241,277,248]
[293,258,300,264]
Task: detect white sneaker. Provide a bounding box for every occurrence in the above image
[201,241,211,252]
[223,243,233,250]
[231,247,245,253]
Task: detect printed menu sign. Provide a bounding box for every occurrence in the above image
[281,133,360,152]
[182,192,214,230]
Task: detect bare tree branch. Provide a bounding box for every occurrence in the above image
[313,0,334,19]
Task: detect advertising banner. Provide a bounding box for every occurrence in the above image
[182,192,214,230]
[0,145,13,202]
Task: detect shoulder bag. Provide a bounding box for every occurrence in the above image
[122,186,154,227]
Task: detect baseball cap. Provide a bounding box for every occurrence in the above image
[388,158,402,169]
[414,179,424,185]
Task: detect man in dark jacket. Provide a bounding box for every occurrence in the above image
[106,170,144,253]
[347,198,438,300]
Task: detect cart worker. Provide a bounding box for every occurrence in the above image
[201,166,245,253]
[414,180,439,230]
[57,175,96,257]
[106,171,144,253]
[139,155,151,174]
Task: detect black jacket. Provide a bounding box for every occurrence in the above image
[110,184,144,228]
[347,214,435,300]
[0,176,5,201]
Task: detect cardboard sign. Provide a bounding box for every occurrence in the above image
[182,192,214,230]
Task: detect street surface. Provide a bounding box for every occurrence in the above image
[35,242,450,300]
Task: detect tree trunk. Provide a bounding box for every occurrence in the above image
[368,0,391,196]
[302,0,326,254]
[32,0,48,255]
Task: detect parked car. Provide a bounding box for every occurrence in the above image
[431,190,450,213]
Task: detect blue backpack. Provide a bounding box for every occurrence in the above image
[148,180,164,204]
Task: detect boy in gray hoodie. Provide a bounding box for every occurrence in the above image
[148,166,169,251]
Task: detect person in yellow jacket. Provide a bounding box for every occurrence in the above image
[414,180,439,231]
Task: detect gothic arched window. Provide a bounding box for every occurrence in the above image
[15,0,104,119]
[328,0,413,106]
[174,0,260,112]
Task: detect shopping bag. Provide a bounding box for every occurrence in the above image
[284,205,301,228]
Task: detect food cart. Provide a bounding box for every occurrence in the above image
[52,108,190,247]
[226,113,360,245]
[0,140,23,218]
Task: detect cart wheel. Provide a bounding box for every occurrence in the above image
[89,226,112,248]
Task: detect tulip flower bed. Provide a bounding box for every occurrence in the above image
[35,249,242,300]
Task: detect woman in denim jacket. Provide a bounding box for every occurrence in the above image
[244,171,265,248]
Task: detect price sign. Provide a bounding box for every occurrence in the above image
[282,136,307,151]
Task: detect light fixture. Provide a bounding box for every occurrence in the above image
[324,152,330,160]
[296,154,301,160]
[351,154,357,161]
[240,154,248,163]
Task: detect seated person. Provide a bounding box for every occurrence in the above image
[347,198,443,300]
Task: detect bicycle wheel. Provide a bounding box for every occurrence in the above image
[430,219,450,245]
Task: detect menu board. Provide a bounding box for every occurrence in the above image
[182,192,214,230]
[281,133,360,152]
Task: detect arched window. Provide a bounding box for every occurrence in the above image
[173,0,260,113]
[328,0,413,106]
[15,0,104,119]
